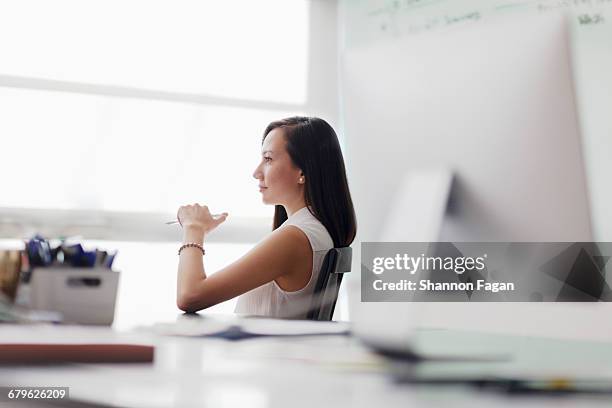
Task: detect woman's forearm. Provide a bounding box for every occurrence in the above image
[176,227,207,310]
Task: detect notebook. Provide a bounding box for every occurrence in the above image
[0,343,154,364]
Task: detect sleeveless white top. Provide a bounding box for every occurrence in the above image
[234,207,334,319]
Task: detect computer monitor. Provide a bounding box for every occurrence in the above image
[344,12,592,243]
[342,13,606,344]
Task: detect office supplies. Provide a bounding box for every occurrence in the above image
[103,251,117,269]
[25,236,53,267]
[18,236,121,325]
[367,340,510,364]
[147,316,351,341]
[24,236,117,270]
[496,378,612,395]
[29,267,120,325]
[394,375,612,395]
[60,243,97,267]
[0,343,154,364]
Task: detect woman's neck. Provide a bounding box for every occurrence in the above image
[284,198,307,217]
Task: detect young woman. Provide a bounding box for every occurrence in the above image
[175,116,356,319]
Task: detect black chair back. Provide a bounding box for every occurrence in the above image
[306,247,352,321]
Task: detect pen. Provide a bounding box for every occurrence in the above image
[166,214,226,225]
[397,376,612,395]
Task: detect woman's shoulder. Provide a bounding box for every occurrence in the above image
[282,208,333,251]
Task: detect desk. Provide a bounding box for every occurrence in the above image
[2,321,612,408]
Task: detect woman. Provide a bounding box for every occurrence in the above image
[176,116,356,319]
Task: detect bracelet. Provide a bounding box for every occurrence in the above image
[178,242,205,256]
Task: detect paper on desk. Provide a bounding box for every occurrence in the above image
[240,318,350,335]
[147,317,350,338]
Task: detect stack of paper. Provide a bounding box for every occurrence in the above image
[146,316,351,341]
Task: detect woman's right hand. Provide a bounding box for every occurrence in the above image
[177,204,228,235]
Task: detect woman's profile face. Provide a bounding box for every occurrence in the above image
[253,127,303,206]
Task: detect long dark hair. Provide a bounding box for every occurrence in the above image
[263,117,356,248]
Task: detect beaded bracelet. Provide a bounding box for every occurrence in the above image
[178,242,205,256]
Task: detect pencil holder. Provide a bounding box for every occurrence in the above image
[28,267,120,325]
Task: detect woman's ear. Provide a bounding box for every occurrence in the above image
[298,172,305,184]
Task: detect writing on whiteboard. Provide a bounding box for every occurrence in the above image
[363,0,612,37]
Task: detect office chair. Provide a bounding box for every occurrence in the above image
[306,247,352,321]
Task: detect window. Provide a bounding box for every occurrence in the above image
[0,88,290,218]
[0,0,313,239]
[0,0,308,103]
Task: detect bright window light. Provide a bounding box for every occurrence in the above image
[0,0,309,104]
[0,86,300,217]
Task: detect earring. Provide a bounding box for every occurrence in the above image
[299,176,305,184]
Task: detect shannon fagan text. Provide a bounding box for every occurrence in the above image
[372,279,515,293]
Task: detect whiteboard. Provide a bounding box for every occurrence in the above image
[340,0,612,240]
[342,0,612,46]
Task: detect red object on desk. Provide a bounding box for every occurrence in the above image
[0,344,154,364]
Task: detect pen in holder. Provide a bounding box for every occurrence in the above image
[29,267,120,325]
[24,235,120,325]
